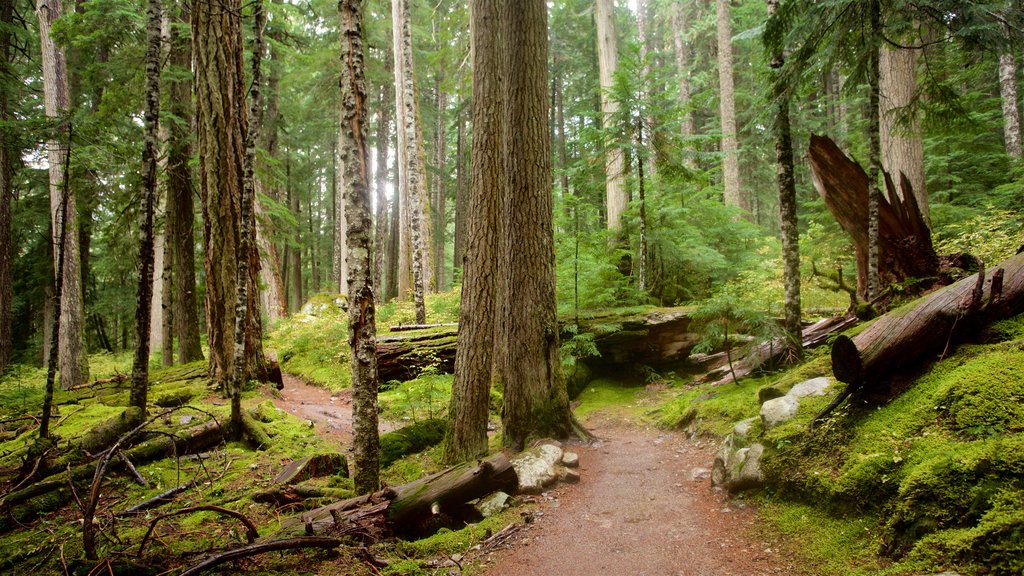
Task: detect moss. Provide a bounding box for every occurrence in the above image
[937,350,1024,435]
[153,387,196,408]
[984,313,1024,342]
[379,418,447,469]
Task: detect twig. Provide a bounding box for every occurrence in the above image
[118,449,148,487]
[116,479,197,517]
[176,537,342,576]
[137,505,259,557]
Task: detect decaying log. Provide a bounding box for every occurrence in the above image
[176,537,342,576]
[389,322,458,332]
[814,252,1024,427]
[808,134,938,298]
[273,453,517,540]
[376,329,458,382]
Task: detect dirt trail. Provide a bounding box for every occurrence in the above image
[270,374,397,447]
[479,419,798,576]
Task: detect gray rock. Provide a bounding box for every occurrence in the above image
[562,451,579,468]
[511,443,564,494]
[476,491,512,517]
[712,434,765,492]
[789,377,832,398]
[733,417,756,438]
[690,467,710,481]
[558,467,581,484]
[760,395,799,429]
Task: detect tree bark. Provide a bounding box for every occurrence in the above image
[453,90,468,280]
[334,132,348,296]
[831,252,1024,389]
[339,0,380,494]
[444,0,504,464]
[499,0,575,449]
[130,0,161,414]
[671,1,695,168]
[808,134,937,300]
[374,57,392,303]
[879,44,928,223]
[594,0,627,231]
[432,85,447,292]
[37,0,89,389]
[716,0,743,212]
[287,159,302,311]
[868,1,882,301]
[999,51,1022,158]
[167,2,203,363]
[385,150,400,301]
[0,0,14,374]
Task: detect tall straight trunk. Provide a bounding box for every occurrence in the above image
[635,0,655,177]
[0,0,14,374]
[334,133,348,295]
[879,44,927,223]
[193,0,249,387]
[636,119,647,291]
[445,0,504,464]
[160,196,175,366]
[499,0,574,450]
[338,0,380,494]
[130,0,161,415]
[256,31,287,320]
[452,92,468,277]
[167,1,203,363]
[37,0,88,389]
[768,0,801,360]
[999,51,1022,158]
[385,151,400,301]
[374,69,392,302]
[867,0,881,301]
[432,87,447,292]
[594,0,626,231]
[287,159,303,311]
[671,1,695,167]
[393,0,430,322]
[824,69,845,144]
[554,72,570,202]
[716,0,742,211]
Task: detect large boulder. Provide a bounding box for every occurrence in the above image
[788,377,832,399]
[510,443,564,494]
[760,395,799,429]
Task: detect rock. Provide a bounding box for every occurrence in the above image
[788,377,832,398]
[511,444,564,494]
[475,491,513,518]
[561,452,579,468]
[733,417,756,438]
[760,395,799,429]
[558,467,581,484]
[712,434,765,492]
[690,467,710,481]
[273,453,349,484]
[757,386,785,404]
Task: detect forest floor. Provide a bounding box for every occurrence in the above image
[271,376,800,576]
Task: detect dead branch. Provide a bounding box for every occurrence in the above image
[175,536,341,576]
[137,505,259,557]
[116,480,197,517]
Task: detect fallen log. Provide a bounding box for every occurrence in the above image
[389,322,458,332]
[814,252,1024,427]
[808,134,938,298]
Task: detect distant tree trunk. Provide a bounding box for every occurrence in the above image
[385,151,400,301]
[824,69,845,144]
[0,0,14,374]
[167,1,203,363]
[338,0,379,494]
[879,44,927,224]
[255,186,287,319]
[867,0,881,301]
[554,71,571,202]
[636,118,647,292]
[256,31,287,320]
[374,56,392,303]
[37,0,89,389]
[193,0,251,387]
[499,0,574,450]
[716,0,742,212]
[445,0,504,464]
[160,205,175,366]
[999,51,1022,158]
[287,160,303,312]
[768,0,801,360]
[671,1,695,168]
[130,0,161,414]
[432,86,447,292]
[452,90,468,279]
[393,0,429,322]
[594,0,626,231]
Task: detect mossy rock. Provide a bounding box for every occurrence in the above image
[379,418,447,469]
[153,387,196,408]
[566,362,593,399]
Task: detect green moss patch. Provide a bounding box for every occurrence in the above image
[380,418,447,469]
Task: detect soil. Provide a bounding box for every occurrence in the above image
[270,377,800,576]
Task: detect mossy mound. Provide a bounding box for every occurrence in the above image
[380,418,447,469]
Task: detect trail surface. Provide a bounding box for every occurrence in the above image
[479,419,799,576]
[270,373,397,447]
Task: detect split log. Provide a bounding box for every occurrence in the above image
[814,252,1024,427]
[808,134,938,298]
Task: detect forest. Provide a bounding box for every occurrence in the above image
[0,0,1023,574]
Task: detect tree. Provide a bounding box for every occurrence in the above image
[0,0,13,374]
[444,0,504,464]
[867,0,882,301]
[998,43,1021,158]
[498,0,575,450]
[595,0,627,231]
[193,0,262,388]
[671,1,695,169]
[716,0,743,212]
[338,0,379,494]
[37,0,89,389]
[879,44,927,223]
[129,0,162,414]
[373,55,392,303]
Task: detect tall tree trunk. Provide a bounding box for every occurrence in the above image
[879,44,927,223]
[385,151,400,301]
[825,69,845,144]
[167,1,203,363]
[160,203,175,366]
[999,50,1022,158]
[37,0,89,389]
[671,1,695,168]
[393,0,430,322]
[193,0,248,387]
[374,59,392,303]
[334,133,348,296]
[716,0,742,211]
[594,0,626,231]
[768,0,801,360]
[256,31,287,320]
[0,0,14,374]
[338,0,380,494]
[444,0,504,464]
[432,86,447,292]
[867,0,881,301]
[130,0,161,415]
[287,159,303,312]
[499,0,574,450]
[636,118,647,292]
[452,90,468,278]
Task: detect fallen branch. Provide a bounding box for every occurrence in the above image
[138,505,259,557]
[116,479,197,517]
[176,537,341,576]
[117,450,148,487]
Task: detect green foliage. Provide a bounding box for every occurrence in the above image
[379,418,447,469]
[934,207,1023,266]
[379,374,452,423]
